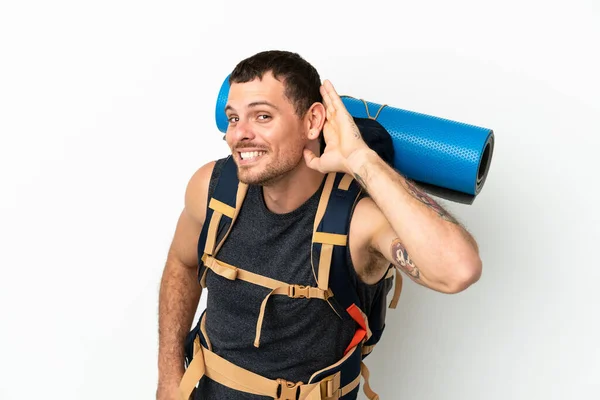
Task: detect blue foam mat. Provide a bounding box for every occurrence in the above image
[214,75,494,203]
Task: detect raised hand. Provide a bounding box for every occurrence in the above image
[303,80,371,174]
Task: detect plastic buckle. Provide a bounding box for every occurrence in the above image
[288,285,309,299]
[276,378,302,400]
[319,375,338,400]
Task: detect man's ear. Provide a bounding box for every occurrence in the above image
[304,102,326,141]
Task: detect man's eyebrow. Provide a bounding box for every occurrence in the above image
[224,101,279,113]
[248,101,278,110]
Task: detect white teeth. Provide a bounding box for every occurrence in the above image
[240,151,265,160]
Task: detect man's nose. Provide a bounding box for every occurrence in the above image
[231,119,255,142]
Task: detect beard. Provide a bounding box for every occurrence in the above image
[236,150,304,186]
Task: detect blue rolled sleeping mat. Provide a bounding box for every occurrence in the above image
[214,75,494,204]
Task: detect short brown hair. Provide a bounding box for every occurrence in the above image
[229,50,323,118]
[229,50,324,151]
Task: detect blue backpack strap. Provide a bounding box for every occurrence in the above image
[308,171,364,399]
[312,169,402,400]
[196,155,247,286]
[186,156,242,363]
[312,172,367,349]
[314,171,400,359]
[186,156,247,367]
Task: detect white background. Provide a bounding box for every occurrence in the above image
[1,0,599,399]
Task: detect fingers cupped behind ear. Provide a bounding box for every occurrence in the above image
[320,85,335,113]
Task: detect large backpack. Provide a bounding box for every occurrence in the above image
[179,117,403,400]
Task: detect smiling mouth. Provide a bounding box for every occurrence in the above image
[239,151,267,162]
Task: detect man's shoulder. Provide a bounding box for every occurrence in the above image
[184,158,228,225]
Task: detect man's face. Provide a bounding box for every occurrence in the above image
[224,72,308,186]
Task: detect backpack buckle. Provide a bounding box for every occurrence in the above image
[276,378,302,400]
[319,373,341,399]
[288,285,309,299]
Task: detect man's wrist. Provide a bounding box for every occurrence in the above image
[345,147,379,188]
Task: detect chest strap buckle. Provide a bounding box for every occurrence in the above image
[276,378,302,400]
[288,285,309,299]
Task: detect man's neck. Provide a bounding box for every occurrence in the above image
[261,165,325,214]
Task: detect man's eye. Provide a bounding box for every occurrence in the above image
[257,114,271,121]
[228,116,239,123]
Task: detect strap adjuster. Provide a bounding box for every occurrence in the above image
[319,373,341,400]
[288,285,309,299]
[276,378,302,400]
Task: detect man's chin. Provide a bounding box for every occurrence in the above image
[237,169,266,185]
[237,169,282,187]
[235,157,302,186]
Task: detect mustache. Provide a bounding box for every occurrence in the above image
[233,143,269,151]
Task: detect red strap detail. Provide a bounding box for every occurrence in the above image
[344,303,367,355]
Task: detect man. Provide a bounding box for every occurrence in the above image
[157,50,482,400]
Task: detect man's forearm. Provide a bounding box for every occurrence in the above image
[347,148,481,291]
[157,257,201,387]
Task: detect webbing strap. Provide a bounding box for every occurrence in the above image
[254,284,331,348]
[202,255,332,298]
[311,173,336,285]
[313,232,347,246]
[216,182,248,254]
[202,254,332,348]
[204,255,288,289]
[312,173,336,235]
[179,336,206,399]
[317,244,334,291]
[311,173,339,292]
[208,198,235,218]
[362,344,375,357]
[201,181,248,278]
[200,311,212,351]
[204,182,248,255]
[385,267,394,279]
[178,315,362,400]
[360,362,380,400]
[338,174,354,191]
[203,210,222,256]
[389,268,403,309]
